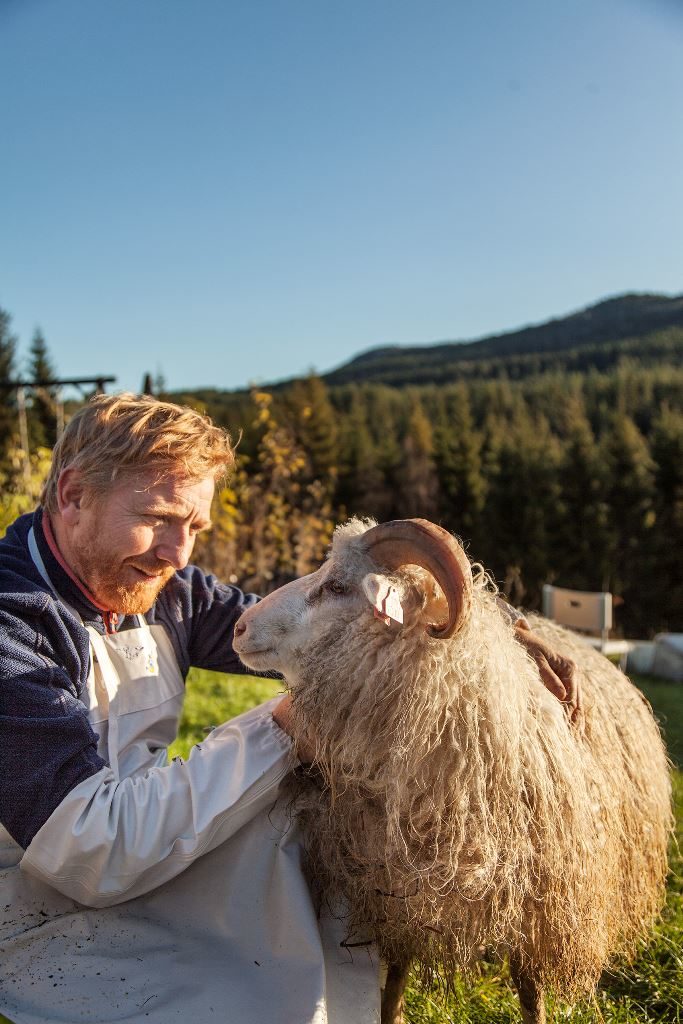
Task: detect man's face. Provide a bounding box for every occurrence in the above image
[66,471,214,614]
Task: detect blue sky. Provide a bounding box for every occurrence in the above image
[1,0,681,396]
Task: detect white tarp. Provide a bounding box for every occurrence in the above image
[627,633,683,682]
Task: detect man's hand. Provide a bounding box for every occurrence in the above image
[514,622,583,727]
[273,695,317,763]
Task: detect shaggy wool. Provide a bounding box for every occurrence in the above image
[284,520,673,1000]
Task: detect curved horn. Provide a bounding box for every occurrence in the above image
[361,519,472,639]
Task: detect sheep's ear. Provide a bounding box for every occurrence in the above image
[361,573,404,626]
[423,578,449,625]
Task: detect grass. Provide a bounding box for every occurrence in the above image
[168,668,283,760]
[634,674,683,768]
[170,667,683,1023]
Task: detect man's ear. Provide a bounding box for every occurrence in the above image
[56,468,87,524]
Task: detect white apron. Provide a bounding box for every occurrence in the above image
[0,535,380,1024]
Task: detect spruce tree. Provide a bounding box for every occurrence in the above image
[434,383,486,548]
[396,397,439,520]
[600,413,657,635]
[27,328,58,449]
[556,405,611,591]
[481,411,563,609]
[0,306,17,467]
[337,385,403,521]
[286,374,339,485]
[643,407,683,632]
[335,387,386,519]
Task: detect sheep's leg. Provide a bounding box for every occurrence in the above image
[510,959,546,1024]
[380,959,410,1024]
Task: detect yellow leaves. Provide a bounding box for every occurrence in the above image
[219,487,238,509]
[252,390,274,429]
[0,444,52,536]
[193,389,335,591]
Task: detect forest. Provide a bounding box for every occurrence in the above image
[1,299,682,639]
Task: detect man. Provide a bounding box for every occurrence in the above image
[0,394,578,1024]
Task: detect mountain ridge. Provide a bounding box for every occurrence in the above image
[321,291,683,387]
[169,291,683,400]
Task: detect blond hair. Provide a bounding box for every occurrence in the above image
[41,392,235,513]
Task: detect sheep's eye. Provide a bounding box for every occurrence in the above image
[324,579,349,596]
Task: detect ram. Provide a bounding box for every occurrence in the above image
[233,518,672,1024]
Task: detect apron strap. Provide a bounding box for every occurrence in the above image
[28,526,123,776]
[86,630,122,777]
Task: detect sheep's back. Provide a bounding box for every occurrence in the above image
[523,615,672,963]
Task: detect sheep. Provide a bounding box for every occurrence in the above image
[232,517,673,1024]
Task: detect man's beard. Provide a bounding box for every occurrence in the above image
[74,540,175,615]
[102,566,175,615]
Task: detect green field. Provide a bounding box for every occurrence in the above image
[170,667,683,1024]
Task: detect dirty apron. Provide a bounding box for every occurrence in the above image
[0,535,380,1024]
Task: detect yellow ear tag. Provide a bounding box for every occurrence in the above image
[373,584,404,626]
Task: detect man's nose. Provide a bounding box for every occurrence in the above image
[155,526,194,569]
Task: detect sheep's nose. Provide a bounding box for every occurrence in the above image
[234,619,247,638]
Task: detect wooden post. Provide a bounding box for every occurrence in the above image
[16,385,31,488]
[55,387,64,438]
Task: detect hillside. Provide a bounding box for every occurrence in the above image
[321,292,683,387]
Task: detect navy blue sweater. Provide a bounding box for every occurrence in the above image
[0,510,259,850]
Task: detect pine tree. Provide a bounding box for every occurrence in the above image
[642,407,683,632]
[600,413,657,635]
[555,405,611,591]
[285,374,339,485]
[335,387,386,519]
[481,411,563,609]
[395,397,439,520]
[0,306,17,467]
[433,384,486,548]
[368,387,403,520]
[27,328,58,449]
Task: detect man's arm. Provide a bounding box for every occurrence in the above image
[20,699,295,907]
[514,621,583,725]
[0,600,295,907]
[496,597,582,724]
[150,566,261,677]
